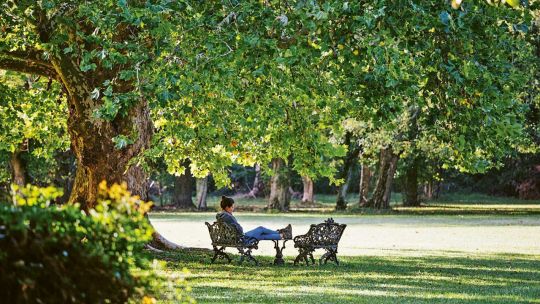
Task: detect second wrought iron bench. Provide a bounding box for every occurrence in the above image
[293,218,346,266]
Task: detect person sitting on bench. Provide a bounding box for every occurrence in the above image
[216,196,292,241]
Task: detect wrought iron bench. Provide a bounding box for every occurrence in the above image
[293,218,346,266]
[205,221,259,265]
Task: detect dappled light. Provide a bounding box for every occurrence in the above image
[155,251,540,303]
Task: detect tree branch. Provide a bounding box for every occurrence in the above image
[0,56,59,80]
[0,49,53,69]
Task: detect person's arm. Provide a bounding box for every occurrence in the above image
[217,212,244,234]
[230,215,243,234]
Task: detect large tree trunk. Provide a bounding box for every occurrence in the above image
[196,176,208,210]
[335,132,360,210]
[268,158,290,211]
[301,176,314,204]
[403,158,420,207]
[67,111,152,210]
[358,164,372,206]
[247,164,263,198]
[173,160,195,209]
[365,148,398,209]
[9,146,28,187]
[51,56,153,210]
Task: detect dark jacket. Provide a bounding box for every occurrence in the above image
[216,211,243,234]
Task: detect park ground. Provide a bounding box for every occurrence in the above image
[149,193,540,303]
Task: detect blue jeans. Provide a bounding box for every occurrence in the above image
[245,226,281,241]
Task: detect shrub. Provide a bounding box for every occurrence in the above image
[0,182,175,303]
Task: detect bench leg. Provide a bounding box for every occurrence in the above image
[330,248,339,265]
[294,248,313,266]
[294,248,306,266]
[211,246,231,263]
[237,247,259,266]
[319,251,329,265]
[293,254,301,266]
[321,248,339,266]
[246,250,259,266]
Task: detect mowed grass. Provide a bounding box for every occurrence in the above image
[149,194,540,303]
[152,249,540,304]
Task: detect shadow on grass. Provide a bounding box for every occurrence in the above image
[152,249,540,304]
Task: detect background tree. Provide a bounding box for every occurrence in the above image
[195,176,209,210]
[173,160,195,209]
[334,0,537,209]
[0,72,69,190]
[301,175,314,204]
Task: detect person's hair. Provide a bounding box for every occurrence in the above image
[220,196,235,210]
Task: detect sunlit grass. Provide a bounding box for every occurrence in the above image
[151,249,540,303]
[148,193,540,302]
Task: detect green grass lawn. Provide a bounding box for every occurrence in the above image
[148,194,540,303]
[153,249,540,304]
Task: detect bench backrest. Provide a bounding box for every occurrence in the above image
[205,221,243,247]
[306,218,346,247]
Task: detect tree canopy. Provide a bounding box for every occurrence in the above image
[0,0,537,208]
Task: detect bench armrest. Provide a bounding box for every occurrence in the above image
[240,235,259,248]
[293,234,311,248]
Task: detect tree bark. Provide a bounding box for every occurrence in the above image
[66,98,152,210]
[358,164,372,206]
[9,147,28,187]
[424,180,434,200]
[381,153,399,209]
[335,132,360,210]
[336,166,354,210]
[268,158,290,211]
[365,148,399,209]
[247,164,263,198]
[301,176,314,204]
[196,176,208,210]
[403,158,420,207]
[173,160,195,209]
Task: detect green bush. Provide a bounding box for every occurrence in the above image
[0,182,173,303]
